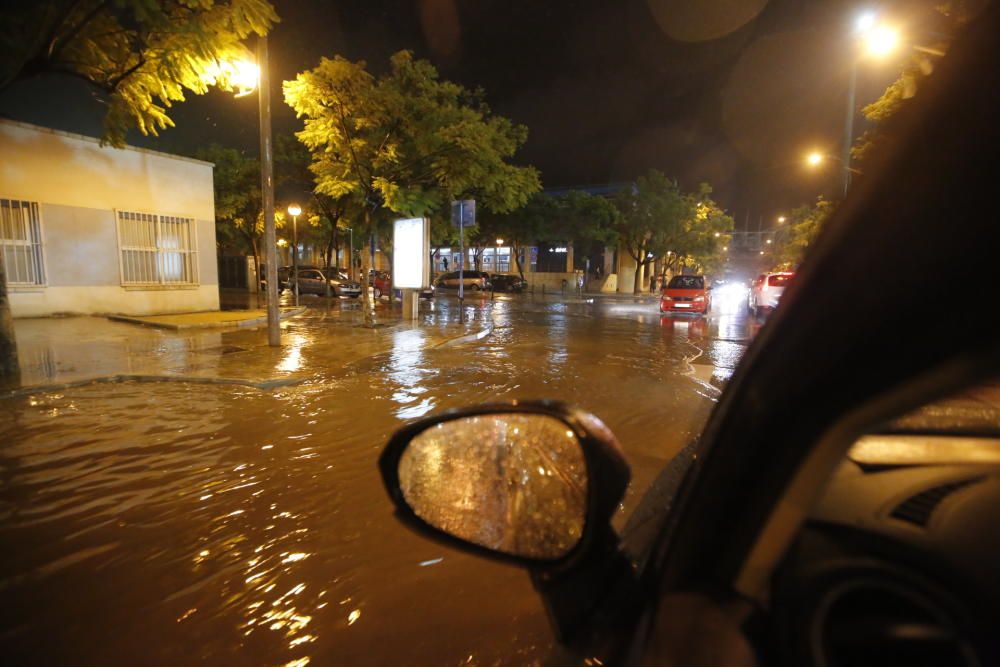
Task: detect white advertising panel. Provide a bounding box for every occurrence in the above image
[393,217,430,289]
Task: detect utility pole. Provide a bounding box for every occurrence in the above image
[257,35,280,347]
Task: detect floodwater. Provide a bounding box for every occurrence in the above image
[0,294,754,666]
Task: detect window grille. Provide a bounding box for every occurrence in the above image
[0,199,45,285]
[116,211,198,285]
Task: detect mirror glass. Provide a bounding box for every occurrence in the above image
[397,413,588,560]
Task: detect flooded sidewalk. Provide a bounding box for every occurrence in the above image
[5,299,493,395]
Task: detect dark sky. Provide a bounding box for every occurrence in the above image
[1,0,922,229]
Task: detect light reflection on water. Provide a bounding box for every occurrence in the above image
[0,302,751,665]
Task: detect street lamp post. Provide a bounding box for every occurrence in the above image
[493,238,504,300]
[287,204,301,306]
[256,37,281,347]
[842,12,901,196]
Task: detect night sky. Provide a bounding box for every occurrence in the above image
[0,0,923,230]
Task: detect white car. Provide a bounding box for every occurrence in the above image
[749,272,793,317]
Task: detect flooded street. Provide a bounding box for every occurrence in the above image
[0,294,754,666]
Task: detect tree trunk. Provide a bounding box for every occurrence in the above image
[0,252,20,385]
[631,243,645,294]
[513,242,525,279]
[360,211,376,327]
[250,237,261,295]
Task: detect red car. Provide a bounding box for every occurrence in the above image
[659,274,711,315]
[370,270,391,298]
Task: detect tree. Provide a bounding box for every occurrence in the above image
[195,144,262,276]
[772,197,834,268]
[275,134,353,272]
[478,191,621,278]
[852,2,977,166]
[668,184,733,277]
[0,0,278,147]
[611,174,733,293]
[612,171,690,294]
[284,50,540,325]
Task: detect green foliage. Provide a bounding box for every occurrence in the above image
[0,0,278,146]
[283,50,541,226]
[772,197,834,268]
[195,142,287,269]
[611,172,732,292]
[853,2,977,164]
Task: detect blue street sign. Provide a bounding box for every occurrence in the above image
[450,200,476,228]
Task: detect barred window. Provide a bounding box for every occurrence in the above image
[0,199,46,286]
[116,211,198,286]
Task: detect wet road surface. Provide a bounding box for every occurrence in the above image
[0,293,756,666]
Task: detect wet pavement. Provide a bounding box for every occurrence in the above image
[0,291,757,666]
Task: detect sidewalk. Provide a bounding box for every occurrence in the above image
[108,306,306,330]
[4,301,493,396]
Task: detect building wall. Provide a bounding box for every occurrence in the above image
[0,120,219,316]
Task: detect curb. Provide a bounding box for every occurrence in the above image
[1,373,308,399]
[107,306,307,330]
[434,322,494,348]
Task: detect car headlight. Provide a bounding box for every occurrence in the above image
[694,295,705,301]
[662,294,673,301]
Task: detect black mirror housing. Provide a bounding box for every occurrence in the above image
[379,400,630,570]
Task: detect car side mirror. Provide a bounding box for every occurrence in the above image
[379,401,630,567]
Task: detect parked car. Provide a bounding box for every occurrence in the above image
[370,270,392,298]
[659,274,711,315]
[488,273,526,293]
[377,13,1000,665]
[749,271,793,317]
[369,270,435,299]
[290,267,361,297]
[435,270,491,291]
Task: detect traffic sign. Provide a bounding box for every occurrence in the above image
[450,199,475,228]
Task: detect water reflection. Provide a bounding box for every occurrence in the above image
[386,328,437,420]
[0,301,751,666]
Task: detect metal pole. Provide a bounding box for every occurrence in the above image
[348,227,354,281]
[458,202,465,323]
[292,214,299,306]
[258,35,280,347]
[842,60,857,197]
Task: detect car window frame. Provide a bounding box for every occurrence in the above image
[640,7,1000,614]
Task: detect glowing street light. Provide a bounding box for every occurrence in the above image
[777,216,786,224]
[863,25,900,58]
[806,151,824,167]
[226,59,260,97]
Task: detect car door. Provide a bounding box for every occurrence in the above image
[298,269,323,295]
[377,9,1000,664]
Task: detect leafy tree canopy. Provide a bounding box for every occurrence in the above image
[283,50,540,222]
[772,197,834,268]
[853,1,980,164]
[0,0,278,146]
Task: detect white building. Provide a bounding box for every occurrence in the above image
[0,119,219,317]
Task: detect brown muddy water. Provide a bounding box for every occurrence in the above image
[0,297,751,666]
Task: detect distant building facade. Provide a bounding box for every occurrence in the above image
[0,119,219,317]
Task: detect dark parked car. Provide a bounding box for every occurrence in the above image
[488,273,526,293]
[378,12,1000,666]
